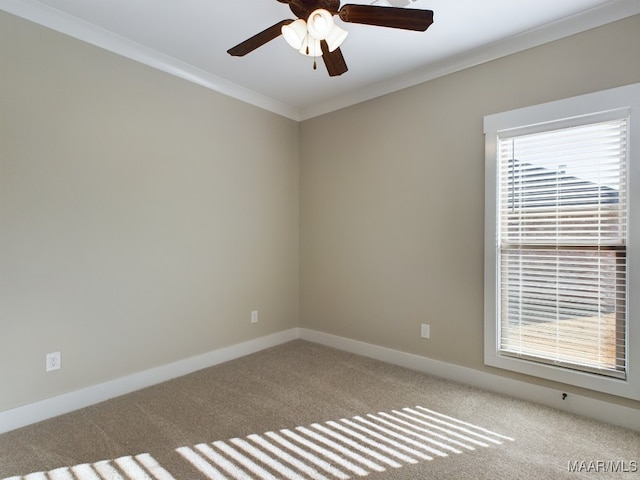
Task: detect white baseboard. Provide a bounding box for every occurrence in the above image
[0,328,300,434]
[299,328,640,432]
[2,327,637,435]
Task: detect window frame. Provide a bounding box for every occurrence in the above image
[484,83,640,400]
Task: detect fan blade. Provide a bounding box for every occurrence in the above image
[321,41,348,77]
[338,4,433,31]
[227,19,293,56]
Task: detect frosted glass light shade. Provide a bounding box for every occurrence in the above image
[325,24,348,52]
[307,9,334,40]
[299,33,322,57]
[282,19,307,50]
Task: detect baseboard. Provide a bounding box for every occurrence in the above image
[299,328,640,432]
[0,328,300,434]
[3,327,638,435]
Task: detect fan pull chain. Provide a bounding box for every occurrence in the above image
[307,43,316,71]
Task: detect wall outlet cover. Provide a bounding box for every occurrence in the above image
[46,352,61,372]
[420,324,430,339]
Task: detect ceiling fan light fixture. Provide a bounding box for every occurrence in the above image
[299,33,322,57]
[281,18,307,50]
[307,9,334,40]
[325,24,348,52]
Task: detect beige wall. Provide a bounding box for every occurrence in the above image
[300,15,640,409]
[0,12,299,411]
[2,8,640,416]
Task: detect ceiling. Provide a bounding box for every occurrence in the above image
[2,0,639,120]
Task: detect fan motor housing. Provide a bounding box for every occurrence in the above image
[287,0,341,19]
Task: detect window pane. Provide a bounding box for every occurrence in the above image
[498,119,627,245]
[499,247,626,377]
[497,118,628,378]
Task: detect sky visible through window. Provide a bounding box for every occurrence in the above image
[500,119,627,191]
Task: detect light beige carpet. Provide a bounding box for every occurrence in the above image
[0,340,638,479]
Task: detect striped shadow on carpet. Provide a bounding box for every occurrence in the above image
[177,406,514,480]
[2,454,176,480]
[3,406,514,480]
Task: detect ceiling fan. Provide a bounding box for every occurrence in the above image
[227,0,434,77]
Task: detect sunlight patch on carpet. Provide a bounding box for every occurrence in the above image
[177,406,514,479]
[2,406,513,480]
[2,454,176,480]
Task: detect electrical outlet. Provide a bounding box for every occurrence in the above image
[251,310,259,324]
[46,352,61,372]
[420,323,430,339]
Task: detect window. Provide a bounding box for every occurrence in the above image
[484,83,640,400]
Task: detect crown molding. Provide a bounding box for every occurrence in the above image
[2,0,639,121]
[0,0,301,121]
[298,0,640,120]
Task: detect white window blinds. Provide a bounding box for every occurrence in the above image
[497,117,628,379]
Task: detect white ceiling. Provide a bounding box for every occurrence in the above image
[2,0,639,120]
